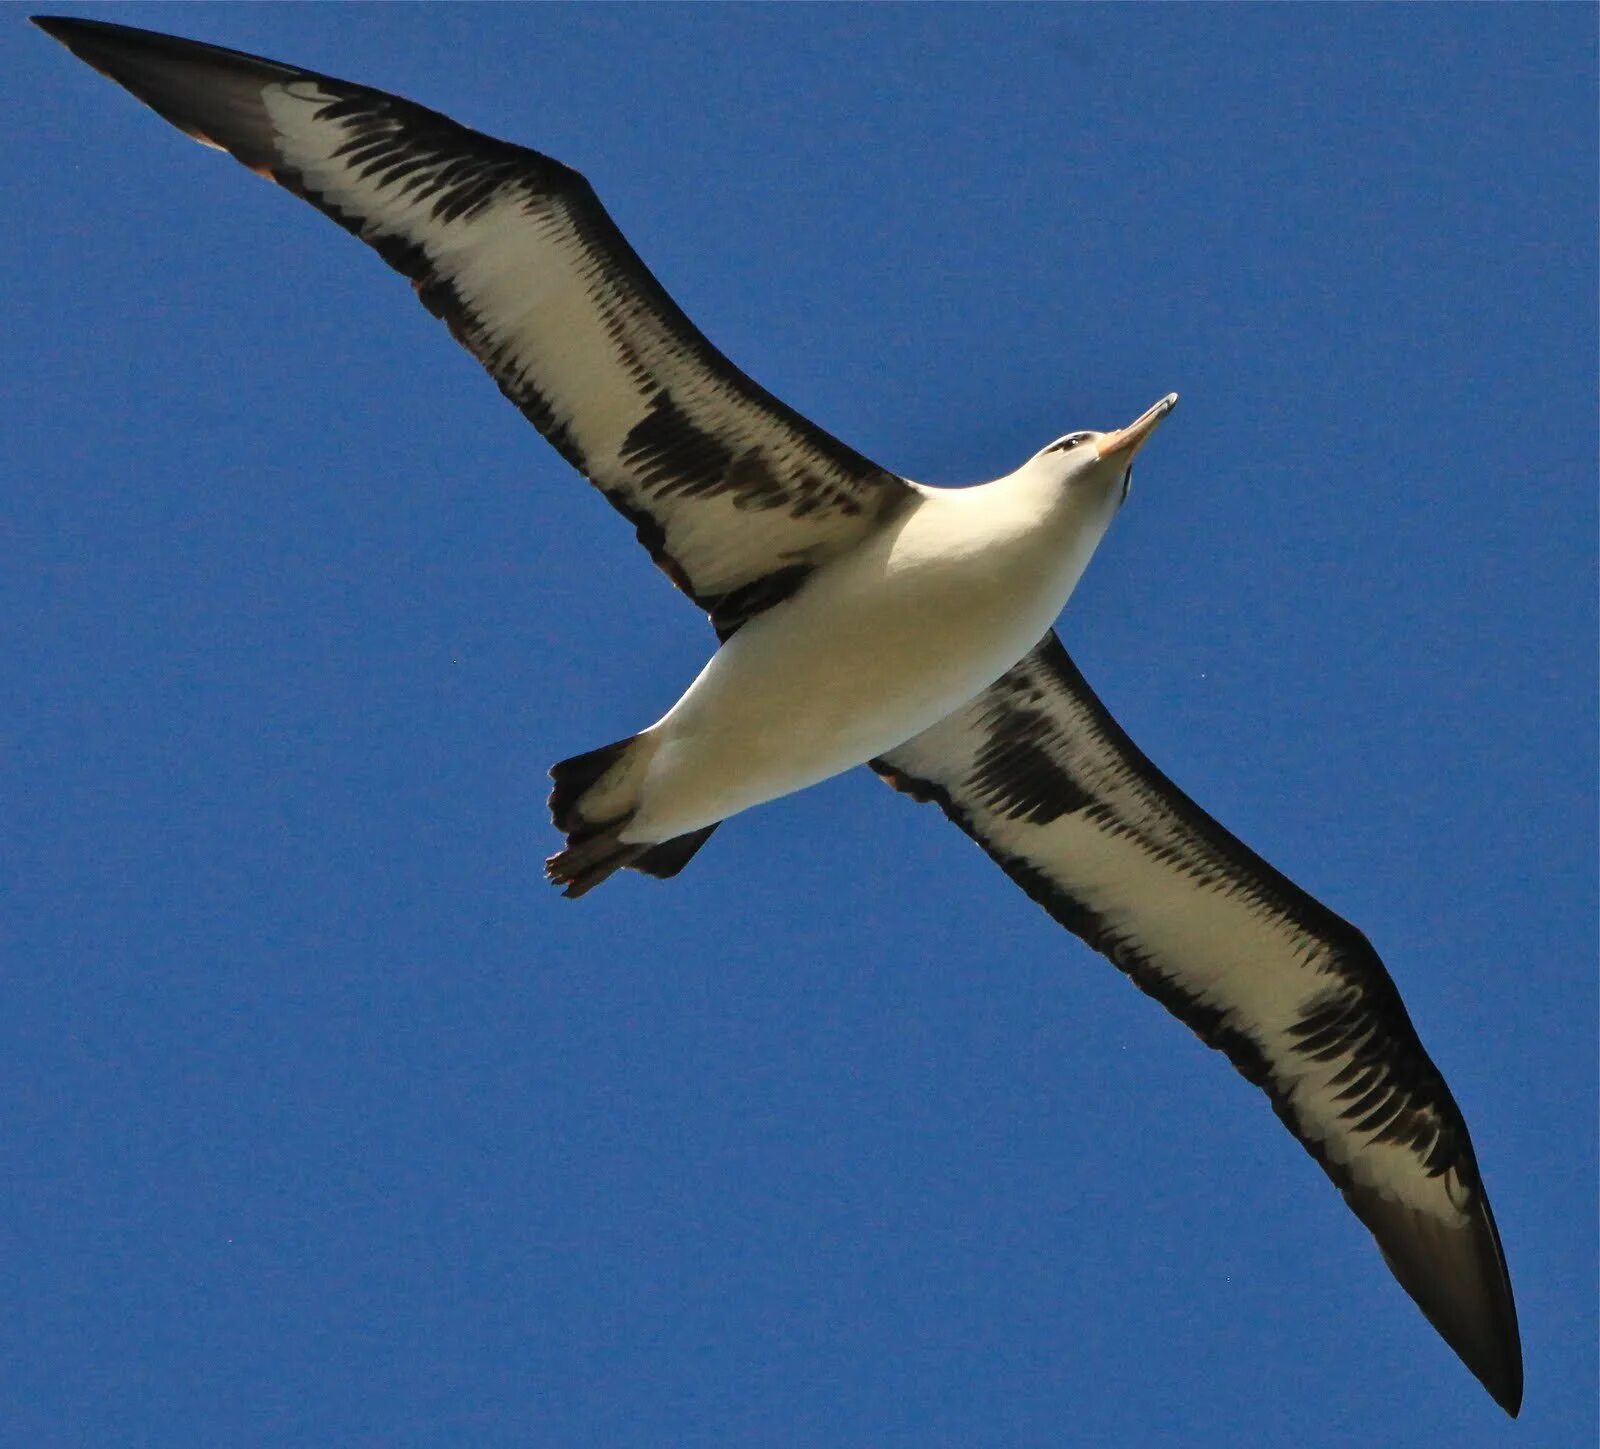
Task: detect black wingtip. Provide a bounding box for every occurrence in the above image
[1348,1180,1523,1416]
[32,14,222,56]
[31,14,83,44]
[29,12,307,173]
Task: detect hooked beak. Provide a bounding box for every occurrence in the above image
[1096,393,1179,463]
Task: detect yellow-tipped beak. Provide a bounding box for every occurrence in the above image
[1096,393,1179,463]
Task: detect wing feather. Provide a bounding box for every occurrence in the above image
[874,631,1521,1414]
[35,16,913,636]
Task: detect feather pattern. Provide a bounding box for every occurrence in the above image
[873,631,1521,1413]
[36,16,912,638]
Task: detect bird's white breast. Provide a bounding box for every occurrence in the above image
[625,471,1114,841]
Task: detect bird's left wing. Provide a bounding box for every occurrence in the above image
[34,16,914,641]
[872,631,1522,1415]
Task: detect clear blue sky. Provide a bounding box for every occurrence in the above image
[6,4,1594,1444]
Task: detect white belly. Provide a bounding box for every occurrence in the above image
[624,481,1112,841]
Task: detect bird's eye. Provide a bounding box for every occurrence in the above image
[1050,432,1092,454]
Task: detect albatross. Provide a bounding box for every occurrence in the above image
[33,15,1522,1415]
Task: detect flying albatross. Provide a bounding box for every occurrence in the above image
[34,15,1522,1415]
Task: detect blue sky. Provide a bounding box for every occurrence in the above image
[6,3,1595,1444]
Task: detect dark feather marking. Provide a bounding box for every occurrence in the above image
[620,393,850,516]
[631,824,719,879]
[312,88,549,225]
[967,714,1093,824]
[1290,984,1458,1163]
[723,449,798,510]
[703,564,814,643]
[874,633,1484,1192]
[621,389,736,500]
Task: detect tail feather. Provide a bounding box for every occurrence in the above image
[549,735,636,834]
[632,824,719,879]
[546,733,720,895]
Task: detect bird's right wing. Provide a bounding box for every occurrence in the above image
[35,16,915,641]
[872,630,1522,1415]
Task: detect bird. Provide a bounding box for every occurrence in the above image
[33,14,1521,1415]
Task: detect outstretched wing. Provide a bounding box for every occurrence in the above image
[35,16,913,640]
[873,631,1522,1415]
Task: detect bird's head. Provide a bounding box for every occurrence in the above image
[1034,392,1179,508]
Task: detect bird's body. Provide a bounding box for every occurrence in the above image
[618,454,1130,843]
[33,13,1523,1416]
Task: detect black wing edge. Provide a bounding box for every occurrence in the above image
[874,635,1522,1416]
[32,15,302,170]
[1349,1182,1522,1415]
